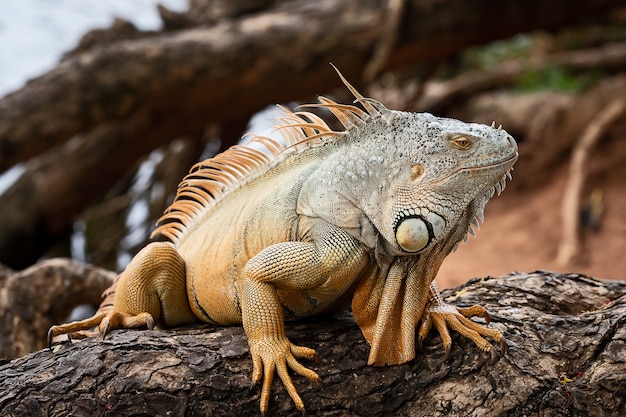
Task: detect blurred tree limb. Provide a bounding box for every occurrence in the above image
[0,0,624,268]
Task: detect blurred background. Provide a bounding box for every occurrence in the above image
[0,0,188,97]
[1,0,625,289]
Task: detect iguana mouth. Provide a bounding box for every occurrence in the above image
[458,152,518,172]
[432,153,517,187]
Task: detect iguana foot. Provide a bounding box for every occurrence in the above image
[48,242,196,348]
[249,337,320,416]
[417,302,506,362]
[48,311,155,347]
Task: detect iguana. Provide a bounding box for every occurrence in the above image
[48,67,518,415]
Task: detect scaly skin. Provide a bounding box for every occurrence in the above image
[49,67,518,415]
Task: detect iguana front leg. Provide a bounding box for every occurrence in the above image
[417,282,507,361]
[239,222,368,416]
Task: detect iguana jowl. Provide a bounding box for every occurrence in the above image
[49,67,518,415]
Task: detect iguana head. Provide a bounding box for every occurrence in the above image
[293,70,518,257]
[375,111,518,256]
[297,105,517,257]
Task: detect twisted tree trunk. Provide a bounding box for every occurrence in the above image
[1,271,624,416]
[0,0,623,268]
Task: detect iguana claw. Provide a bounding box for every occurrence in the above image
[145,315,155,330]
[418,301,505,363]
[101,318,110,340]
[483,310,491,325]
[417,312,433,353]
[444,344,452,362]
[47,328,54,349]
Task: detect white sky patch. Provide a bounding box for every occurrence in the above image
[0,0,188,96]
[70,218,87,262]
[0,164,26,196]
[121,199,150,248]
[246,105,285,141]
[116,149,165,270]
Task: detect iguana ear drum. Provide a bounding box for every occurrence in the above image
[395,217,431,252]
[395,212,446,253]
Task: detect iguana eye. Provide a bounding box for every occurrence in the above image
[450,135,471,150]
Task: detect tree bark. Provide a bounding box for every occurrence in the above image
[0,0,624,268]
[1,271,625,416]
[0,259,115,359]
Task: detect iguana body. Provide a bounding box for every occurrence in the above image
[49,68,518,415]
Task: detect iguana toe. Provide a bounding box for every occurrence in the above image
[48,311,156,347]
[47,312,107,347]
[457,305,491,323]
[249,338,319,415]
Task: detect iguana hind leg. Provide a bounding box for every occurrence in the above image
[417,282,506,361]
[48,242,196,345]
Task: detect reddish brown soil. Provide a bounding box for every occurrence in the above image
[437,137,626,289]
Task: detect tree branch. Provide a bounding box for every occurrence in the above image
[1,0,623,170]
[1,271,625,416]
[557,99,625,266]
[0,259,115,359]
[414,41,626,114]
[0,0,624,268]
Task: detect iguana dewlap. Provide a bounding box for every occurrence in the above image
[49,67,518,415]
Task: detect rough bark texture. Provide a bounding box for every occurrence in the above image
[1,271,624,416]
[0,0,624,269]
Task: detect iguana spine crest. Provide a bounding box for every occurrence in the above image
[152,71,386,243]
